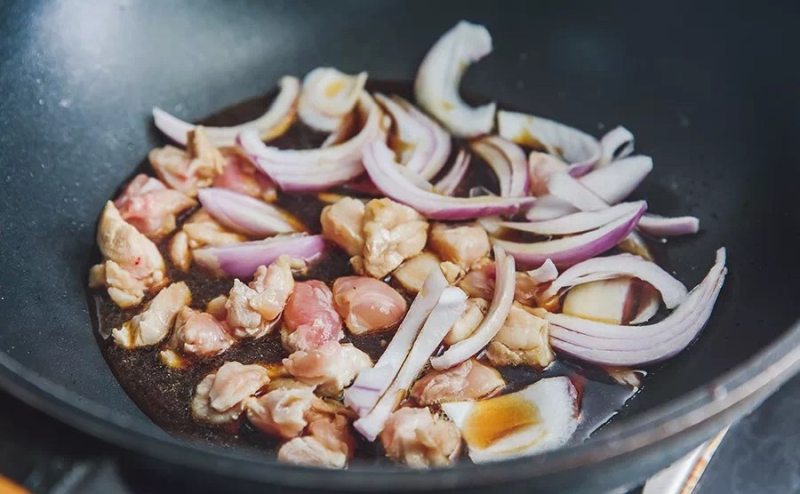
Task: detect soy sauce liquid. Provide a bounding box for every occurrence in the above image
[89,81,649,463]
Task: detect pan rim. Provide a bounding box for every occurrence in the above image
[1,317,799,490]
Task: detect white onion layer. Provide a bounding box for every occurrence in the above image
[153,76,299,147]
[415,21,496,137]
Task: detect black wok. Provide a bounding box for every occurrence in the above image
[1,0,799,492]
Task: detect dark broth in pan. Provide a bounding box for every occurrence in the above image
[88,81,650,463]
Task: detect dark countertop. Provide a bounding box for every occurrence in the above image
[3,375,800,494]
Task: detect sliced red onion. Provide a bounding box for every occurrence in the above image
[526,155,653,221]
[527,259,558,284]
[401,99,453,179]
[470,136,529,197]
[497,110,601,175]
[354,286,467,441]
[524,195,577,222]
[528,151,570,196]
[298,67,367,132]
[618,231,654,261]
[362,140,535,220]
[376,94,451,180]
[193,234,325,278]
[561,278,658,325]
[580,155,653,203]
[321,111,358,147]
[344,267,449,417]
[434,150,471,196]
[415,21,496,137]
[198,188,297,237]
[544,248,727,366]
[495,202,646,269]
[442,377,578,462]
[638,214,700,237]
[598,126,635,167]
[153,76,299,147]
[238,93,383,192]
[396,165,436,192]
[547,173,608,211]
[542,252,688,308]
[631,290,660,324]
[430,246,515,370]
[503,201,646,236]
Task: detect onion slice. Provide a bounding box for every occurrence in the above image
[362,140,535,220]
[598,126,635,166]
[470,136,529,197]
[376,94,451,180]
[198,188,297,237]
[638,214,700,237]
[526,155,653,221]
[431,246,515,370]
[547,173,608,211]
[239,93,383,192]
[414,21,496,137]
[354,286,467,441]
[579,155,653,203]
[543,248,727,366]
[528,259,558,284]
[344,267,449,416]
[494,202,646,269]
[503,201,646,236]
[193,234,325,278]
[497,110,601,175]
[442,377,579,462]
[434,150,471,196]
[153,76,299,147]
[298,67,367,132]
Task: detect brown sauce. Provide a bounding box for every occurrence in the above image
[88,80,648,464]
[463,393,542,449]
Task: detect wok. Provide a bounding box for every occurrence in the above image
[1,0,799,492]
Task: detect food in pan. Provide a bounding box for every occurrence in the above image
[88,21,726,469]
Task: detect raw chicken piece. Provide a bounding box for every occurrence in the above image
[439,261,464,284]
[206,295,228,320]
[380,407,462,468]
[182,210,246,249]
[457,258,495,301]
[393,252,440,294]
[278,436,347,469]
[320,197,365,257]
[444,298,489,345]
[411,359,505,405]
[168,230,191,271]
[245,385,323,439]
[114,174,195,240]
[192,361,270,424]
[283,341,372,396]
[89,260,144,308]
[486,303,554,369]
[281,280,344,352]
[393,252,462,294]
[278,415,355,469]
[332,276,407,335]
[111,282,191,349]
[514,272,540,306]
[429,223,490,269]
[226,256,298,339]
[167,306,234,357]
[213,148,277,202]
[149,126,225,196]
[362,198,428,278]
[92,201,167,308]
